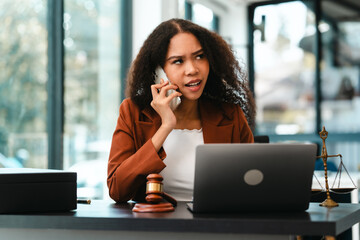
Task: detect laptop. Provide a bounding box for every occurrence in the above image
[188,143,317,213]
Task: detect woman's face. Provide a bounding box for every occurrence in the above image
[163,32,209,102]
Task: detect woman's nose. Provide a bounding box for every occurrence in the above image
[185,61,198,75]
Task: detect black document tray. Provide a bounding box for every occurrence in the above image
[0,168,77,213]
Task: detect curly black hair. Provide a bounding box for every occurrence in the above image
[126,18,256,130]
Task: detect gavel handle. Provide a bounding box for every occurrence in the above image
[163,192,177,207]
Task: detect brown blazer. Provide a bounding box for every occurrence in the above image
[107,97,254,202]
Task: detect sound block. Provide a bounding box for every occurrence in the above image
[132,202,174,213]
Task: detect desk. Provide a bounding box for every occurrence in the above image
[1,201,360,240]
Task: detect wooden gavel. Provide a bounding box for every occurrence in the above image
[132,173,177,213]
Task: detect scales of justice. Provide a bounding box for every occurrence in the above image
[313,126,357,207]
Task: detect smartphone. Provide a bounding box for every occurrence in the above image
[154,66,181,111]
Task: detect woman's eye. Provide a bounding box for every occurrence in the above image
[173,59,183,64]
[196,54,205,59]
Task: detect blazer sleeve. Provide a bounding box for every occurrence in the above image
[107,100,166,202]
[235,105,254,143]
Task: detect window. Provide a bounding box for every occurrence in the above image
[192,3,218,32]
[183,1,219,32]
[0,0,48,169]
[321,21,360,133]
[63,0,121,199]
[249,0,360,175]
[1,0,124,200]
[252,1,316,135]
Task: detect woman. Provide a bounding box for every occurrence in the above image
[107,18,256,203]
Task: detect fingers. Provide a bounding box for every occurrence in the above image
[168,90,182,99]
[151,80,167,96]
[151,81,178,97]
[150,84,159,96]
[151,80,182,112]
[161,84,179,96]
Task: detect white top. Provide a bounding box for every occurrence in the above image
[160,128,204,201]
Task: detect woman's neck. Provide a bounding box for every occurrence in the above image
[174,99,201,130]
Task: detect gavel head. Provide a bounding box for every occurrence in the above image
[145,173,164,204]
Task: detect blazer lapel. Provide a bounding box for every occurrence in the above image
[134,107,161,148]
[199,99,234,143]
[202,121,233,143]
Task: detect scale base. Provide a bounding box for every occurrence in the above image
[320,198,339,208]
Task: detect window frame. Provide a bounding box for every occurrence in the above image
[47,0,64,169]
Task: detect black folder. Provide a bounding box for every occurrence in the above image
[0,168,77,213]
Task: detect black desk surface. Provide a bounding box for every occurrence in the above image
[1,200,360,236]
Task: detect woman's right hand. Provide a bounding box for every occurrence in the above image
[150,79,182,130]
[150,79,182,152]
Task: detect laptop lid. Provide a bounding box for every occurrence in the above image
[191,143,317,213]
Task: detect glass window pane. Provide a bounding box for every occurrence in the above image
[64,0,120,200]
[320,20,360,132]
[0,0,48,169]
[316,0,360,204]
[192,3,215,31]
[254,1,316,135]
[178,0,185,19]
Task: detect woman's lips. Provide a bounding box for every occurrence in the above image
[185,80,202,92]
